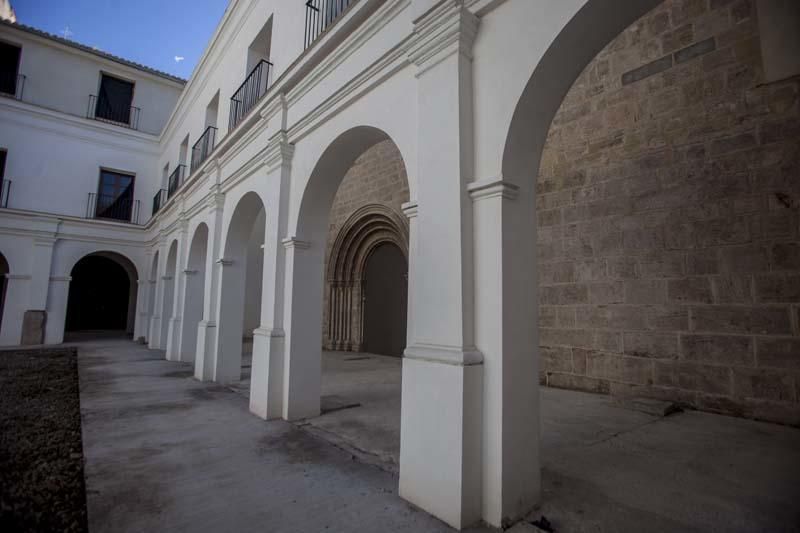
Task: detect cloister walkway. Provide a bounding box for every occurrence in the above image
[76,338,800,532]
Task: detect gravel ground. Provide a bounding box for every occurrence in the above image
[0,347,88,533]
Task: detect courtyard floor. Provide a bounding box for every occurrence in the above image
[76,338,800,532]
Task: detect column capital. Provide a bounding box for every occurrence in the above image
[467,178,520,202]
[408,0,479,76]
[216,258,234,266]
[6,273,32,280]
[183,269,199,276]
[161,275,174,281]
[49,275,72,283]
[282,237,311,250]
[401,201,419,219]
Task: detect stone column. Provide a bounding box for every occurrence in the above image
[250,131,293,420]
[195,191,225,381]
[166,219,189,361]
[148,240,166,350]
[399,3,483,529]
[469,178,540,527]
[43,276,71,344]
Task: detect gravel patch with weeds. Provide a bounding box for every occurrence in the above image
[0,347,88,533]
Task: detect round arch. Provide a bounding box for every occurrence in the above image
[502,0,660,184]
[159,239,179,351]
[324,204,408,352]
[215,191,266,385]
[178,222,209,364]
[65,251,138,337]
[283,126,411,420]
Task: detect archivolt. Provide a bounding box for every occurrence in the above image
[325,204,408,351]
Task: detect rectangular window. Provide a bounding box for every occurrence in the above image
[96,74,135,124]
[95,169,134,222]
[0,41,21,96]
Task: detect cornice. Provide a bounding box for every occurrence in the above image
[263,131,295,173]
[467,178,519,201]
[408,0,479,77]
[282,237,311,250]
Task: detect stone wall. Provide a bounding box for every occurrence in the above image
[537,0,800,425]
[322,140,410,346]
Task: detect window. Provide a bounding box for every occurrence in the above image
[96,169,134,222]
[96,74,135,124]
[0,41,21,97]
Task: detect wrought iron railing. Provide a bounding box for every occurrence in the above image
[87,94,141,130]
[0,73,25,100]
[167,164,186,200]
[0,179,11,208]
[87,192,139,224]
[152,189,167,216]
[304,0,356,49]
[191,126,217,173]
[229,60,273,131]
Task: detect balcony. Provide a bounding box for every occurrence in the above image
[87,94,141,130]
[87,192,140,224]
[229,60,273,131]
[152,189,167,216]
[304,0,356,49]
[0,73,25,100]
[191,126,217,173]
[167,164,186,200]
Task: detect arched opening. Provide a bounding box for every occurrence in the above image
[65,252,137,339]
[324,204,409,355]
[159,240,178,351]
[288,129,410,468]
[215,192,265,386]
[179,223,208,364]
[501,0,800,529]
[0,252,8,333]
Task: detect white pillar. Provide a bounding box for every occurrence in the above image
[177,269,203,362]
[134,279,149,341]
[469,178,540,526]
[250,131,293,420]
[148,242,165,350]
[399,3,483,529]
[280,236,322,421]
[44,276,71,344]
[166,221,188,361]
[0,274,30,345]
[195,191,225,381]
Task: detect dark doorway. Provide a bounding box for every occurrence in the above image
[362,243,407,357]
[66,254,133,334]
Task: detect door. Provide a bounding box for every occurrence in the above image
[0,41,21,96]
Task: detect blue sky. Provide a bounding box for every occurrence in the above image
[12,0,229,79]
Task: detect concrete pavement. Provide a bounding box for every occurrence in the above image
[76,338,800,532]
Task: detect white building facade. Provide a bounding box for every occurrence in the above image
[1,0,799,528]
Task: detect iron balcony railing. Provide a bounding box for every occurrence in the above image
[0,179,11,208]
[229,60,273,131]
[0,73,25,100]
[87,94,141,130]
[152,189,167,216]
[304,0,355,49]
[167,164,186,200]
[87,192,140,224]
[191,126,217,173]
